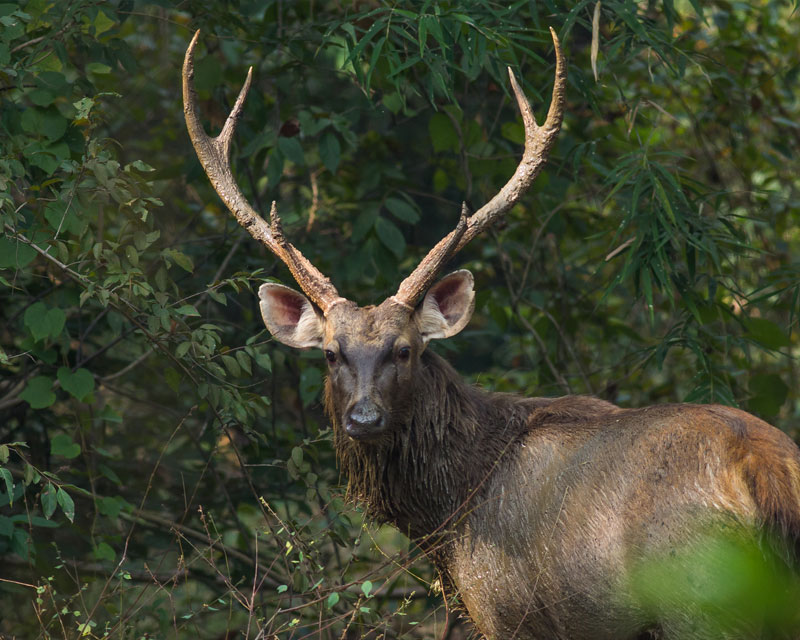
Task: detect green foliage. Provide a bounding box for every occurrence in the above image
[0,0,798,638]
[627,525,800,637]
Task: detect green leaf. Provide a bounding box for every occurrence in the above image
[57,367,95,402]
[24,463,36,486]
[87,62,112,75]
[175,304,200,316]
[351,206,379,243]
[291,446,303,468]
[73,97,94,120]
[345,17,385,69]
[26,516,59,529]
[382,91,403,114]
[29,88,54,106]
[375,217,405,258]
[46,307,65,339]
[652,176,677,226]
[254,351,272,373]
[50,433,81,459]
[99,406,122,423]
[221,354,241,377]
[21,107,68,141]
[749,373,788,418]
[164,367,181,392]
[299,367,322,406]
[24,303,65,342]
[385,197,419,224]
[0,515,12,538]
[128,159,155,172]
[319,131,341,173]
[44,202,84,236]
[41,483,57,519]
[278,137,305,166]
[501,121,524,145]
[266,147,284,187]
[429,113,458,152]
[0,236,36,268]
[164,249,194,273]
[93,542,115,562]
[0,468,14,506]
[0,444,8,463]
[746,318,790,350]
[25,144,61,174]
[56,487,75,522]
[361,580,373,597]
[97,495,126,518]
[92,10,116,36]
[235,350,252,375]
[125,245,139,266]
[98,463,121,485]
[20,376,56,409]
[192,55,222,92]
[175,341,192,358]
[641,270,654,326]
[326,592,339,608]
[208,288,227,305]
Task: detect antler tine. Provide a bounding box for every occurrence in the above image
[390,202,469,311]
[182,31,345,314]
[394,27,567,308]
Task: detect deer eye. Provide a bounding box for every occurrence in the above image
[324,350,337,363]
[397,346,411,361]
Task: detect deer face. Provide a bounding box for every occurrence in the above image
[258,270,475,441]
[183,27,563,434]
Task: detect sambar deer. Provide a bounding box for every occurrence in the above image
[183,29,800,639]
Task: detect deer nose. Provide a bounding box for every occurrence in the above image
[345,400,385,439]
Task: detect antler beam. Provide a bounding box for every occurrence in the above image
[182,31,346,314]
[393,27,567,308]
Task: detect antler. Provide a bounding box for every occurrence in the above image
[392,27,567,309]
[182,31,346,314]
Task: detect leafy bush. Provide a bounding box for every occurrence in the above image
[1,0,798,637]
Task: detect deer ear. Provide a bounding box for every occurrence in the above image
[258,283,325,349]
[415,270,475,343]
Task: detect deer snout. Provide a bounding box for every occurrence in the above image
[345,399,386,440]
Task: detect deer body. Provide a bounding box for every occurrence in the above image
[333,348,800,639]
[182,29,800,639]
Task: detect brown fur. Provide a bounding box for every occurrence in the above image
[327,352,800,639]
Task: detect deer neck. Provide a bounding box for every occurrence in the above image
[329,351,535,542]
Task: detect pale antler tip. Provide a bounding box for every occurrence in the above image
[187,30,201,59]
[506,66,518,87]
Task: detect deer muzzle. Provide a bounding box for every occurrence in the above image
[345,398,386,440]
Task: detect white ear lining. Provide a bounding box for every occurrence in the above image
[292,298,325,348]
[258,283,325,349]
[416,296,448,343]
[414,270,475,343]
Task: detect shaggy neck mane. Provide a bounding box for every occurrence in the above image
[327,350,543,543]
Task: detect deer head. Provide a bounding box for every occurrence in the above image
[182,29,566,442]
